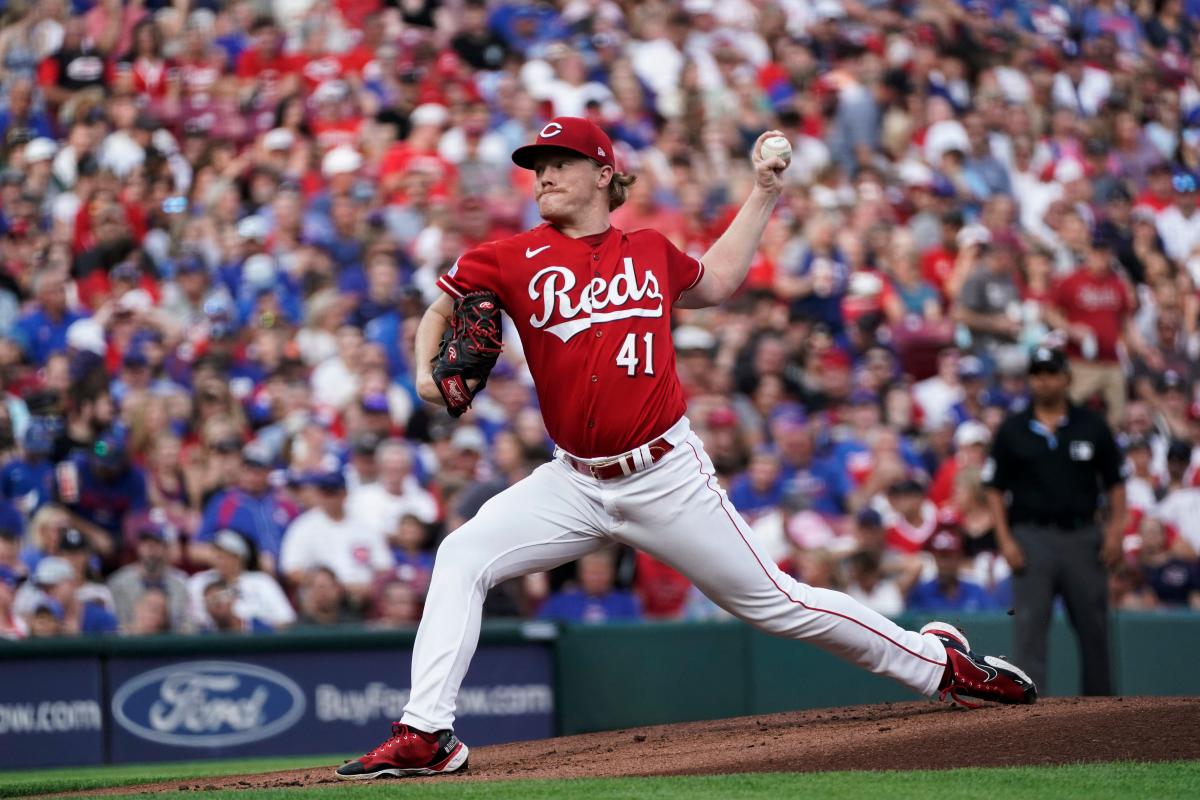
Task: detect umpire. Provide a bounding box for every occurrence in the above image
[983,346,1126,695]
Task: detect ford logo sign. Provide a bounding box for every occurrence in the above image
[112,661,306,747]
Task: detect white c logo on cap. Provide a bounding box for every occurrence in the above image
[540,122,563,138]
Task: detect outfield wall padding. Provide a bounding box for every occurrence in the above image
[553,613,1193,734]
[0,613,1197,768]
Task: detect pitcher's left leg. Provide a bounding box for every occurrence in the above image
[614,436,947,697]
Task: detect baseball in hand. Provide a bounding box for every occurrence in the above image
[759,135,791,166]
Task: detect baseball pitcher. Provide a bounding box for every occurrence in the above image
[336,118,1036,780]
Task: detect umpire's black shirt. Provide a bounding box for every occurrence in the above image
[983,403,1122,526]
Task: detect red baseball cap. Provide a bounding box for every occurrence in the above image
[928,528,963,555]
[512,116,616,170]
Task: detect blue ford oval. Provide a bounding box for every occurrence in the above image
[111,661,306,747]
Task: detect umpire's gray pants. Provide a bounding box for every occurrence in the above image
[1012,523,1112,696]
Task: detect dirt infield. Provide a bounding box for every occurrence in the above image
[71,697,1200,795]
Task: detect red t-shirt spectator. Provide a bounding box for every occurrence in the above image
[312,117,365,151]
[234,46,292,106]
[110,57,175,98]
[380,143,459,203]
[920,245,956,298]
[77,271,160,313]
[928,457,959,508]
[1134,189,1172,213]
[1018,274,1054,307]
[178,57,222,98]
[236,48,288,84]
[1123,508,1184,556]
[633,553,691,619]
[287,52,344,93]
[1052,265,1132,362]
[886,513,938,554]
[339,43,376,77]
[336,0,383,31]
[842,271,885,328]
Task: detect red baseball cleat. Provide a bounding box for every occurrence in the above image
[335,722,469,779]
[921,622,1037,709]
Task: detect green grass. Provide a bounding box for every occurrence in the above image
[0,755,338,798]
[1,759,1198,800]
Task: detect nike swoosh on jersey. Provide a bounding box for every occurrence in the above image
[525,245,551,258]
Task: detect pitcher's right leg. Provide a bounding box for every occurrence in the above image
[338,461,606,779]
[620,435,1034,706]
[612,436,940,697]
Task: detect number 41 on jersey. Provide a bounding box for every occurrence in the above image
[616,333,654,376]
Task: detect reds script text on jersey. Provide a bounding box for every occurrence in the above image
[437,223,703,458]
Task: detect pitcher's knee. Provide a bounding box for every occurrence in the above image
[431,534,497,591]
[747,611,803,637]
[719,597,801,636]
[714,573,819,637]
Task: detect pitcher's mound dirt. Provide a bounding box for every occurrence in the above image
[74,697,1200,795]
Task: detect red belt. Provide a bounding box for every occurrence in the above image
[563,437,674,480]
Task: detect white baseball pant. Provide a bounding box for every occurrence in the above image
[400,416,948,732]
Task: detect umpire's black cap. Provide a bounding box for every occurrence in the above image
[1028,346,1068,374]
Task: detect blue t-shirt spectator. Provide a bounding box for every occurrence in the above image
[0,456,52,509]
[489,2,569,53]
[363,310,409,377]
[790,249,849,335]
[989,574,1013,610]
[53,450,148,548]
[537,589,641,624]
[237,283,303,328]
[14,307,84,366]
[826,436,926,489]
[728,474,785,519]
[1142,560,1200,607]
[0,107,53,140]
[780,461,847,515]
[907,577,997,613]
[198,488,291,563]
[81,601,119,634]
[393,550,435,581]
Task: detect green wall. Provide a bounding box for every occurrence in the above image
[3,613,1197,740]
[555,613,1200,735]
[555,621,748,732]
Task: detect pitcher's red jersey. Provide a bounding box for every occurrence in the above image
[437,223,704,458]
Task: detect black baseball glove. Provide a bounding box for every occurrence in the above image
[431,291,504,417]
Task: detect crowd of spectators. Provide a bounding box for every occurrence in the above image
[3,0,1200,640]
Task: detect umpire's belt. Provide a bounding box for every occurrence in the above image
[1014,514,1095,530]
[561,436,675,481]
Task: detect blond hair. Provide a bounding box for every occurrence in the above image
[607,172,637,211]
[30,504,69,550]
